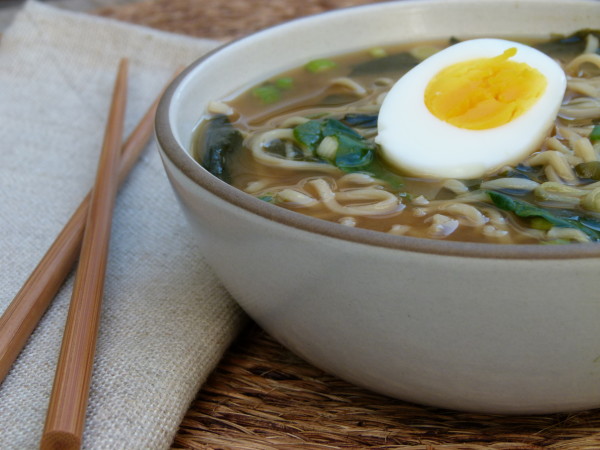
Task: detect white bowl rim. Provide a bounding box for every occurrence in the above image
[155,0,600,260]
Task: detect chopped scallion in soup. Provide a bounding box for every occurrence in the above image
[192,30,600,245]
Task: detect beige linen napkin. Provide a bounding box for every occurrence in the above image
[0,1,246,448]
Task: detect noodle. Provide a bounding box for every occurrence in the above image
[194,31,600,244]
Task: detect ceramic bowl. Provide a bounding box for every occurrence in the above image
[155,0,600,414]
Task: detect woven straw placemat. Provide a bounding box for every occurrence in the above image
[96,0,388,40]
[174,325,600,449]
[97,1,600,448]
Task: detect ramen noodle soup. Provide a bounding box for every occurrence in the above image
[192,31,600,244]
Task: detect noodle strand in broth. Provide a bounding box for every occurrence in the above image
[193,30,600,245]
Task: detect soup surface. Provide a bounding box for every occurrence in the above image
[193,31,600,244]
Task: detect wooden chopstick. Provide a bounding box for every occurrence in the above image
[39,58,128,450]
[0,66,174,386]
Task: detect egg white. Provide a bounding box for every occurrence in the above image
[376,38,567,179]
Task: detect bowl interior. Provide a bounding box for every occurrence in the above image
[157,0,600,259]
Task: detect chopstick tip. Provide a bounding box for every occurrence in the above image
[40,431,80,450]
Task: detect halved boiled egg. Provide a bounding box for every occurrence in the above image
[376,38,567,179]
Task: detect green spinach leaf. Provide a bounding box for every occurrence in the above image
[201,115,243,183]
[293,118,403,189]
[487,190,600,241]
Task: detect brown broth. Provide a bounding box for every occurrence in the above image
[193,33,600,245]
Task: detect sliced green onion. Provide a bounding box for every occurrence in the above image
[590,124,600,142]
[305,58,337,73]
[275,77,294,90]
[251,85,281,104]
[368,47,387,58]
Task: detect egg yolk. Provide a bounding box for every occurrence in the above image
[424,48,547,130]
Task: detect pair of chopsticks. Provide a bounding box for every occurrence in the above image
[0,59,175,449]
